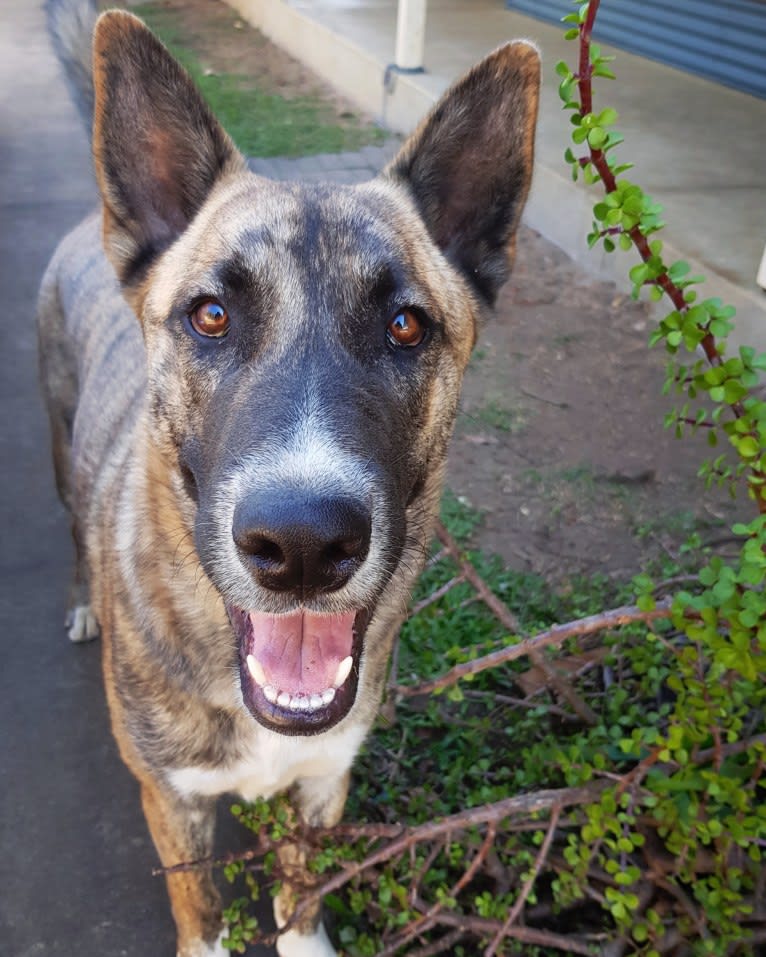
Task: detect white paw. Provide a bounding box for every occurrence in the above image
[178,930,227,957]
[277,923,337,957]
[66,603,99,642]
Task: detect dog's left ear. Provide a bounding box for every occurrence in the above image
[91,11,245,286]
[385,42,540,307]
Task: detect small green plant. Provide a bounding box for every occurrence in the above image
[554,1,766,951]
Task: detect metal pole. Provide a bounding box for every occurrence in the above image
[394,0,427,71]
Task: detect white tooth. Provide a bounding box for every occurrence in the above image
[333,655,354,688]
[322,688,336,705]
[263,685,278,704]
[293,696,310,711]
[246,655,267,687]
[309,693,323,710]
[277,691,291,708]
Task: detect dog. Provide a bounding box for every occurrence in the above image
[38,1,539,953]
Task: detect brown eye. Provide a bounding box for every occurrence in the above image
[387,308,426,348]
[189,299,229,338]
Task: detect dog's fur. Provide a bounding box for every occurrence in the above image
[38,2,539,954]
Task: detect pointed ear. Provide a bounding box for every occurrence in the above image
[92,11,245,285]
[385,42,540,306]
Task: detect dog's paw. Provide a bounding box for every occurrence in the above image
[65,604,100,643]
[177,930,227,957]
[277,924,337,957]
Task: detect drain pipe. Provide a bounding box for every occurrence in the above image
[382,0,426,126]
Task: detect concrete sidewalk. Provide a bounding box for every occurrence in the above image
[228,0,766,348]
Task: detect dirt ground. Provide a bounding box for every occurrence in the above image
[450,230,744,580]
[138,0,745,582]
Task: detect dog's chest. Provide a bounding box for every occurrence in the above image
[166,720,367,802]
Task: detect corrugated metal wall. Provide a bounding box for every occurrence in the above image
[507,0,766,99]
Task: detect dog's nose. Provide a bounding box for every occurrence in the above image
[232,490,371,595]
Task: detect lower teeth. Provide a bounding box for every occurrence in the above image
[261,685,337,713]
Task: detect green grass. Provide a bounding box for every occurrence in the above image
[131,3,385,157]
[439,488,484,544]
[470,398,528,435]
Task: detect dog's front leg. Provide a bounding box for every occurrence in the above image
[140,779,224,957]
[274,771,351,957]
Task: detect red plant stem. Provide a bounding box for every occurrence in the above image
[576,0,765,512]
[579,2,699,326]
[578,0,597,115]
[679,417,714,428]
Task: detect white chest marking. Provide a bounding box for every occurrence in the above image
[167,722,367,801]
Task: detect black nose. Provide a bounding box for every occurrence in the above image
[232,490,371,595]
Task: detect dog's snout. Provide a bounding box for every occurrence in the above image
[232,490,371,595]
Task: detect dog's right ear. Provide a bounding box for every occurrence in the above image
[91,11,245,287]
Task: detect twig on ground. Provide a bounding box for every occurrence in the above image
[379,823,497,956]
[407,928,464,957]
[462,689,574,721]
[484,805,562,956]
[396,597,674,699]
[273,781,612,942]
[431,911,596,955]
[434,523,599,724]
[519,387,570,409]
[409,575,464,617]
[434,524,522,633]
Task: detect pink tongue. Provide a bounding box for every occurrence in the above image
[248,610,355,695]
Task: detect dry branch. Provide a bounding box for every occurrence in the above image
[431,911,596,955]
[396,597,673,699]
[435,523,599,723]
[378,823,497,956]
[274,780,612,941]
[484,804,562,956]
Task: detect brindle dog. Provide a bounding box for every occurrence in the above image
[38,1,539,953]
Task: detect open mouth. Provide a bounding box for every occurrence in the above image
[228,606,368,734]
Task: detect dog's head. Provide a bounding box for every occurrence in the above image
[91,13,539,735]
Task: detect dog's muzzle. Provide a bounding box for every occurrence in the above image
[228,489,372,734]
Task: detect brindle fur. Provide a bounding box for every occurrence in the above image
[38,2,539,954]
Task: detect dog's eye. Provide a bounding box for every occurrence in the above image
[189,299,230,338]
[386,309,426,349]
